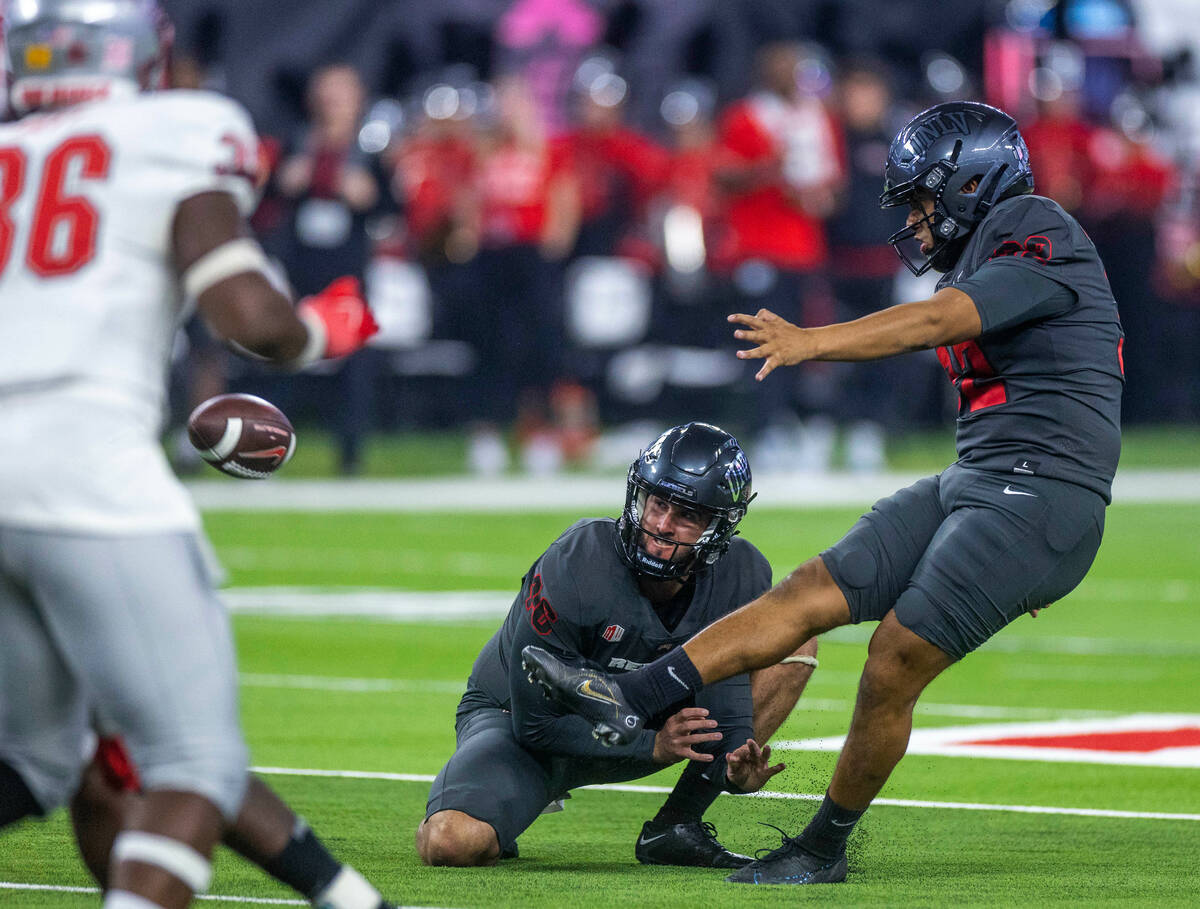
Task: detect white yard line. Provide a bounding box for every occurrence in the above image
[0,882,307,905]
[189,469,1200,511]
[246,766,1200,822]
[255,766,436,783]
[240,673,465,694]
[222,586,1200,657]
[224,588,511,621]
[0,881,447,908]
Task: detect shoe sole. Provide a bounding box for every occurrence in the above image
[725,854,847,885]
[523,654,629,747]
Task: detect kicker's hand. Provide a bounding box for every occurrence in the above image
[725,738,785,793]
[729,308,813,381]
[652,707,723,765]
[297,276,380,360]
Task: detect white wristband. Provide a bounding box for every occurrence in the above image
[181,237,271,300]
[781,655,819,668]
[290,306,327,369]
[111,831,212,892]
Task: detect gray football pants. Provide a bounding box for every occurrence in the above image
[0,526,248,818]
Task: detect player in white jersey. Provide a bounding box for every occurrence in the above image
[0,3,391,908]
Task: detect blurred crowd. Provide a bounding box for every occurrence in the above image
[163,0,1200,474]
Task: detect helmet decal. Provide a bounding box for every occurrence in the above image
[900,109,985,161]
[724,448,750,503]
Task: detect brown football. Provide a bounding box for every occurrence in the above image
[186,393,296,479]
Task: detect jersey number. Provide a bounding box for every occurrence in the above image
[524,573,559,636]
[937,340,1008,415]
[0,134,111,278]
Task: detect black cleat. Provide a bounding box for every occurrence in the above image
[521,645,645,746]
[635,820,753,869]
[724,825,847,885]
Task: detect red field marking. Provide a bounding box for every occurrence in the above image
[962,727,1200,753]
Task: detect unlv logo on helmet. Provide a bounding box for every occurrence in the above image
[901,110,986,159]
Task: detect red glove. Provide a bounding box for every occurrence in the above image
[296,276,380,362]
[94,735,142,793]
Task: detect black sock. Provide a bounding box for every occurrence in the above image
[620,647,703,719]
[796,792,865,860]
[654,757,724,826]
[260,818,343,900]
[0,761,41,827]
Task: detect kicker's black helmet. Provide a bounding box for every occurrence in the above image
[880,101,1034,275]
[618,422,754,581]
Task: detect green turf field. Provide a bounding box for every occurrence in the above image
[2,498,1198,906]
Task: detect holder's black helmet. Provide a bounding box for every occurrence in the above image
[880,101,1034,275]
[618,422,754,581]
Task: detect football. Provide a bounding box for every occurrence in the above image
[187,393,296,479]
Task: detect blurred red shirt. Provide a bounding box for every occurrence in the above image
[554,125,670,221]
[476,138,573,247]
[714,93,841,271]
[393,127,477,253]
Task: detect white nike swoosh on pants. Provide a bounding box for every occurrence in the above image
[1003,485,1038,497]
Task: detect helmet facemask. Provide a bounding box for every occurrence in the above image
[620,479,732,582]
[617,422,753,582]
[881,147,976,276]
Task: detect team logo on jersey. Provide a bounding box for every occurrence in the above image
[602,624,625,643]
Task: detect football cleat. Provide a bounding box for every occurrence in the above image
[635,820,752,869]
[521,646,644,746]
[724,825,847,885]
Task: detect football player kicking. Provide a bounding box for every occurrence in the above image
[524,101,1123,884]
[0,2,388,907]
[417,423,820,869]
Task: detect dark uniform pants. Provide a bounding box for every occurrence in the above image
[425,707,659,855]
[821,463,1106,659]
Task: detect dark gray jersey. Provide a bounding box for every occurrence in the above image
[459,518,773,762]
[938,194,1124,501]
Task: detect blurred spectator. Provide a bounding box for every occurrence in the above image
[1083,121,1180,422]
[390,90,478,267]
[494,0,606,135]
[826,59,928,471]
[1022,92,1098,214]
[556,63,671,259]
[266,63,392,473]
[712,41,844,470]
[388,84,481,354]
[650,80,729,345]
[457,74,581,470]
